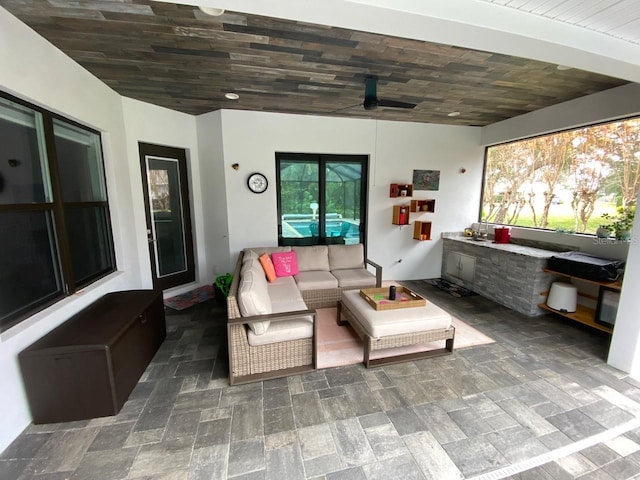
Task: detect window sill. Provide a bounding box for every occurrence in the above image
[0,270,127,344]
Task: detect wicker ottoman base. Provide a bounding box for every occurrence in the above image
[338,290,455,367]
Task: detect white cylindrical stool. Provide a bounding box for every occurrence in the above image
[546,282,577,313]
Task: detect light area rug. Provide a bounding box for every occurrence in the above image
[316,307,495,369]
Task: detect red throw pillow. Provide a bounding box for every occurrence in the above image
[271,251,299,277]
[258,253,277,283]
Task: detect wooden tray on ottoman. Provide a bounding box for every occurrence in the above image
[359,287,426,310]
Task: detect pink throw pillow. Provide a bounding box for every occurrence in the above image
[271,251,299,277]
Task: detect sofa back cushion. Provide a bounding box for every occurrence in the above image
[245,246,291,256]
[242,250,259,264]
[238,259,272,335]
[328,243,365,270]
[293,245,330,272]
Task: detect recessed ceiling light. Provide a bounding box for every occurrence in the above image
[448,111,461,117]
[225,92,239,100]
[556,65,571,71]
[198,6,225,16]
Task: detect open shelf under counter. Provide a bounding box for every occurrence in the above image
[538,302,613,334]
[542,268,622,291]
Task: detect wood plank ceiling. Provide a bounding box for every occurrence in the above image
[0,0,630,126]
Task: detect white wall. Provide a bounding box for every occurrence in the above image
[121,98,209,296]
[0,8,216,452]
[609,199,640,375]
[0,7,145,452]
[479,83,640,378]
[217,110,483,279]
[197,111,232,278]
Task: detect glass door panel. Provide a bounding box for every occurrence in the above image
[279,160,320,244]
[277,153,367,247]
[326,161,362,245]
[146,157,187,277]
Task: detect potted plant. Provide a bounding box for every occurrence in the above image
[597,213,613,238]
[601,207,635,241]
[214,273,233,304]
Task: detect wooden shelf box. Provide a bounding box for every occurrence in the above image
[410,199,435,213]
[413,221,432,240]
[392,205,410,225]
[389,183,413,198]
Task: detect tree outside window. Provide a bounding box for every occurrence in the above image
[482,118,640,235]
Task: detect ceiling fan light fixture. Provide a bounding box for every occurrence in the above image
[198,6,225,16]
[448,111,461,117]
[225,92,239,100]
[363,96,378,110]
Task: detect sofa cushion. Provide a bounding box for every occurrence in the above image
[271,298,307,314]
[245,246,292,256]
[259,253,276,283]
[293,245,330,272]
[272,251,299,277]
[328,244,365,270]
[294,271,338,290]
[331,268,376,288]
[247,315,313,346]
[267,276,304,304]
[238,266,272,335]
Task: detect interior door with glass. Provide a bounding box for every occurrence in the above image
[139,143,195,291]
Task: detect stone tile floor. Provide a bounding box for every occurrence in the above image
[2,280,640,479]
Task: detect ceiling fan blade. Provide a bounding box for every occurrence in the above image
[377,98,417,109]
[330,102,363,113]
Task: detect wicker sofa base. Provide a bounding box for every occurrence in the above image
[338,301,455,367]
[301,288,342,309]
[227,315,317,385]
[226,246,383,385]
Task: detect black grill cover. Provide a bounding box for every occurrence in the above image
[547,251,624,282]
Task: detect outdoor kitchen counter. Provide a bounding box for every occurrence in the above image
[442,233,558,258]
[441,233,559,316]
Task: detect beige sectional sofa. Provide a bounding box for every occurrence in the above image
[226,244,382,385]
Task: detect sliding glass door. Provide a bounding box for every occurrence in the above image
[276,153,368,247]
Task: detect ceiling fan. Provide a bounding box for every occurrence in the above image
[362,75,416,111]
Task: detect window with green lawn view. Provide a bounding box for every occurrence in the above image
[276,153,368,247]
[482,117,639,237]
[0,92,115,332]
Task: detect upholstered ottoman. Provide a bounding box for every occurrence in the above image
[338,289,455,367]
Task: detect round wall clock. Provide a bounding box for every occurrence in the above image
[247,172,268,193]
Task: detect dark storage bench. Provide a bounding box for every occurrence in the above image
[19,290,165,424]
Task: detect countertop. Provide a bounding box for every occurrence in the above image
[442,233,557,259]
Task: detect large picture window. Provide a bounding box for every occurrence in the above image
[481,117,639,235]
[0,92,115,331]
[276,153,368,247]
